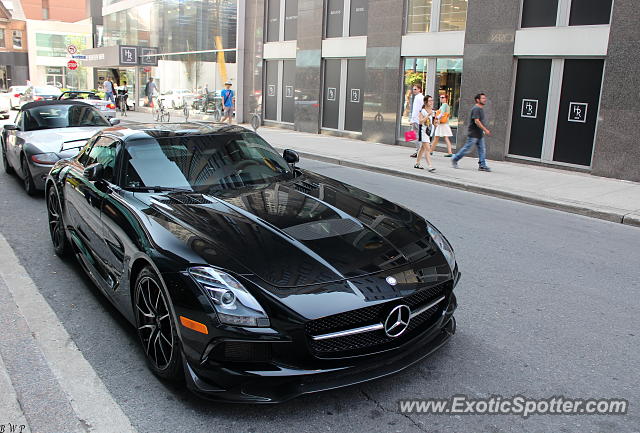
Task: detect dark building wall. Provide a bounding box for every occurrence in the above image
[456,0,520,160]
[0,52,29,87]
[362,0,404,144]
[591,0,640,182]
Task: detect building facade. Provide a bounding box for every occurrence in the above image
[242,0,640,182]
[0,0,29,89]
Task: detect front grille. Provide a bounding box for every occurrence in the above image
[306,282,449,358]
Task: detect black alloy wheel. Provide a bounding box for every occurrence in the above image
[21,155,36,195]
[47,187,69,256]
[134,267,183,381]
[2,141,14,174]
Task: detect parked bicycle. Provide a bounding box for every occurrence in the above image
[116,94,127,117]
[153,97,170,123]
[183,101,190,121]
[250,107,261,132]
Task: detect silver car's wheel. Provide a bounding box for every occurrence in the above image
[21,155,36,196]
[2,140,14,175]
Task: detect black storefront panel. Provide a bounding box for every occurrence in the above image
[282,60,296,123]
[521,0,559,28]
[553,59,604,166]
[326,0,345,38]
[349,0,369,37]
[345,59,365,132]
[284,0,298,41]
[322,59,341,129]
[267,0,281,42]
[508,59,552,158]
[569,0,613,26]
[265,60,279,121]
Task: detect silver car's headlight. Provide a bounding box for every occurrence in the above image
[189,266,270,327]
[427,223,456,270]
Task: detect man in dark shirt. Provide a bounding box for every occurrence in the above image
[452,93,492,172]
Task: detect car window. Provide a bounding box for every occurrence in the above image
[14,112,24,130]
[23,104,109,131]
[84,137,119,183]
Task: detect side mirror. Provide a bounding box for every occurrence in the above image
[83,163,104,181]
[283,149,299,164]
[3,124,17,131]
[109,118,121,126]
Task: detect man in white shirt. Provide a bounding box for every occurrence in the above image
[410,84,424,157]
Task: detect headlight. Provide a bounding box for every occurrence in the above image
[31,153,60,165]
[189,266,270,327]
[427,223,456,270]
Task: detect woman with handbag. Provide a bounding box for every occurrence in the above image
[431,94,454,157]
[414,95,436,172]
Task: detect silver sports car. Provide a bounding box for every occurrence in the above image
[1,100,119,195]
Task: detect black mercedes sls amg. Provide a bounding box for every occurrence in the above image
[46,123,460,402]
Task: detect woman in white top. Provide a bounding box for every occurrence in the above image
[414,95,436,172]
[431,94,454,157]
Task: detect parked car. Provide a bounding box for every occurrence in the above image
[158,89,194,109]
[1,100,119,195]
[44,122,459,402]
[58,91,117,119]
[19,85,63,107]
[7,86,28,110]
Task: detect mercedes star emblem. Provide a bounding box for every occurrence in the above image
[384,305,411,338]
[386,276,398,286]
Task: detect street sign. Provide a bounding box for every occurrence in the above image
[67,60,78,70]
[71,54,87,60]
[67,44,78,55]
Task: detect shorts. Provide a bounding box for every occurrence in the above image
[223,106,233,116]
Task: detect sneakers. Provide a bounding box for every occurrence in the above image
[451,159,458,169]
[444,153,453,157]
[414,164,424,170]
[428,167,436,172]
[410,153,417,158]
[478,166,492,172]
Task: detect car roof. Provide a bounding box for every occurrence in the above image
[61,90,95,94]
[22,100,93,110]
[102,122,251,141]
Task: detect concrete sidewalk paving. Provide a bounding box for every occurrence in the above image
[126,109,640,227]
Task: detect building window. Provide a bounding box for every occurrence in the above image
[569,0,613,26]
[267,0,298,42]
[325,0,368,38]
[266,0,280,42]
[284,0,298,41]
[407,0,433,32]
[0,29,5,48]
[435,58,462,129]
[43,0,50,19]
[521,0,559,28]
[439,0,468,31]
[12,31,22,49]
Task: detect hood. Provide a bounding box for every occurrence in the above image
[141,171,443,292]
[23,127,104,153]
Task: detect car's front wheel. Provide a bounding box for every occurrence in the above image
[134,267,183,382]
[21,155,36,195]
[2,140,14,175]
[47,186,69,256]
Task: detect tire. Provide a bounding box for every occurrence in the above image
[163,111,170,123]
[47,186,69,257]
[134,267,183,382]
[212,109,221,122]
[2,140,14,175]
[21,155,36,196]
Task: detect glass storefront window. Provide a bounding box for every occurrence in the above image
[435,58,462,131]
[439,0,468,32]
[407,0,433,33]
[400,58,428,136]
[36,33,88,57]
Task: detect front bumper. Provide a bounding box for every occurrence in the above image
[182,294,457,403]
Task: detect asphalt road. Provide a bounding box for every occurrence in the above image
[0,115,638,433]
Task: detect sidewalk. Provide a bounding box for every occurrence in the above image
[126,109,640,227]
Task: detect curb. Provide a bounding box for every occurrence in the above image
[274,148,637,228]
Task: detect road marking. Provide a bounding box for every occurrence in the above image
[0,233,137,433]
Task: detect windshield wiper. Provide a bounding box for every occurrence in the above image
[124,186,194,193]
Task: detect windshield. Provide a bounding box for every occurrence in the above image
[60,92,99,100]
[123,132,293,192]
[23,104,110,131]
[35,86,62,95]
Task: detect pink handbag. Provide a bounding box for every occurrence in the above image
[404,130,417,142]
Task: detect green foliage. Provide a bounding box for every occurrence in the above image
[404,71,424,88]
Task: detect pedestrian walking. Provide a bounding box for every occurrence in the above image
[144,77,158,107]
[220,81,235,124]
[431,94,454,156]
[451,93,492,172]
[414,95,436,172]
[409,84,425,158]
[103,78,115,103]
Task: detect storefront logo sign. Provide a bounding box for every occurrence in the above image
[285,86,293,98]
[521,99,538,119]
[268,85,276,97]
[140,48,158,66]
[120,46,138,65]
[350,89,360,103]
[568,102,588,123]
[327,87,336,101]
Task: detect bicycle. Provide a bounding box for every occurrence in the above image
[250,108,261,132]
[153,97,170,123]
[116,94,127,117]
